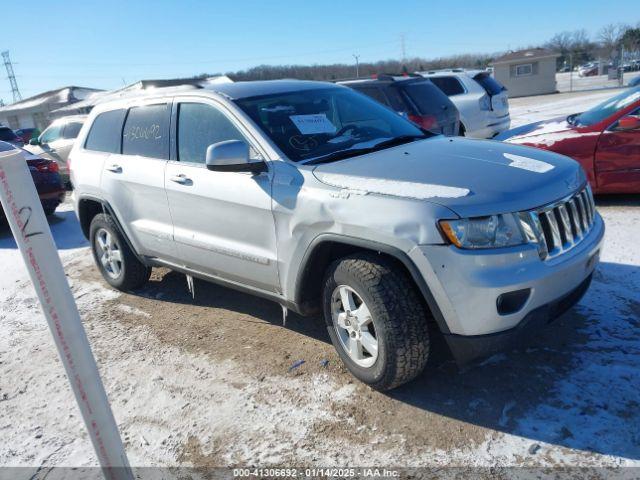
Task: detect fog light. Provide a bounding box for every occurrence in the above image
[496,288,531,315]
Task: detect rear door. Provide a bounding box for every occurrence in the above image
[164,97,279,292]
[594,107,640,193]
[99,101,178,260]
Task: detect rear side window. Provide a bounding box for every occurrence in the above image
[85,109,127,153]
[63,121,83,139]
[383,86,409,112]
[473,73,506,96]
[429,76,465,96]
[122,104,170,159]
[177,103,246,164]
[401,82,453,115]
[355,87,390,107]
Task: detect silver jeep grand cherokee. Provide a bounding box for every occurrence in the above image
[70,80,604,390]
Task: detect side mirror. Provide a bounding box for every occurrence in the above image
[205,140,266,174]
[616,115,640,131]
[29,138,40,146]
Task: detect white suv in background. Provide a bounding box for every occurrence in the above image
[417,70,510,138]
[25,114,87,186]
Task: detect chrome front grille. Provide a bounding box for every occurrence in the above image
[519,185,596,260]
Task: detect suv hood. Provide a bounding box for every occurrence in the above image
[312,136,585,218]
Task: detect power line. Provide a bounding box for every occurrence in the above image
[2,51,22,102]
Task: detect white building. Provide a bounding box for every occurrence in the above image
[0,86,103,130]
[492,48,560,97]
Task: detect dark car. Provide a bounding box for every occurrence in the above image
[14,127,38,144]
[0,126,24,147]
[339,75,460,135]
[0,141,65,220]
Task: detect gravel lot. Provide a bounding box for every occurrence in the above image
[1,90,639,476]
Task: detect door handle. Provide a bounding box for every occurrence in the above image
[105,164,122,173]
[170,174,191,185]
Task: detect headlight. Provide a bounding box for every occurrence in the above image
[439,214,527,249]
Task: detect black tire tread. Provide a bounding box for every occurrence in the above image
[90,213,151,291]
[325,253,430,390]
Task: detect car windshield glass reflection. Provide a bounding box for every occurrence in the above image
[234,87,428,162]
[573,87,640,127]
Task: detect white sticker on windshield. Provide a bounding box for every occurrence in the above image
[504,152,554,174]
[290,114,336,135]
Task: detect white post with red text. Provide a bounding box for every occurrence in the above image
[0,149,133,480]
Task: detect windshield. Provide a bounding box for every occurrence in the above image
[573,87,640,126]
[234,87,426,162]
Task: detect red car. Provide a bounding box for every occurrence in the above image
[0,141,65,220]
[497,87,640,194]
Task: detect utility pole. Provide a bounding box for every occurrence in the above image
[400,34,407,63]
[569,53,573,93]
[353,54,360,78]
[2,51,22,103]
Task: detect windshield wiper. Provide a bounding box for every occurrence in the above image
[305,134,427,165]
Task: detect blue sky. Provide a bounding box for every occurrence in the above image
[1,0,637,100]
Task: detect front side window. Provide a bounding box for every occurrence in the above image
[429,76,465,96]
[85,109,127,153]
[63,122,83,139]
[177,103,246,164]
[39,124,63,144]
[122,104,170,159]
[234,87,425,162]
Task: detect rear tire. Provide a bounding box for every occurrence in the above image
[458,123,466,136]
[322,252,430,390]
[89,213,151,291]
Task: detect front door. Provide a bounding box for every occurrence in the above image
[595,108,640,193]
[164,99,280,293]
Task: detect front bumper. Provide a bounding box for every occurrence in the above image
[444,273,592,364]
[409,212,604,356]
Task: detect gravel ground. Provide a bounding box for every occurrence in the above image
[1,90,639,476]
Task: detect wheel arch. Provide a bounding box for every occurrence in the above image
[294,234,450,334]
[77,195,146,265]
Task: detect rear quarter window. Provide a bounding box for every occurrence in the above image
[122,104,170,159]
[429,76,465,96]
[85,109,127,153]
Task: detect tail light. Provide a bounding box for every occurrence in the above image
[408,114,437,130]
[28,160,59,173]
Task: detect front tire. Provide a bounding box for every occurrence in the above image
[322,253,430,390]
[89,213,151,291]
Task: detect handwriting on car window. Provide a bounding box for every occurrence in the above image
[123,124,162,142]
